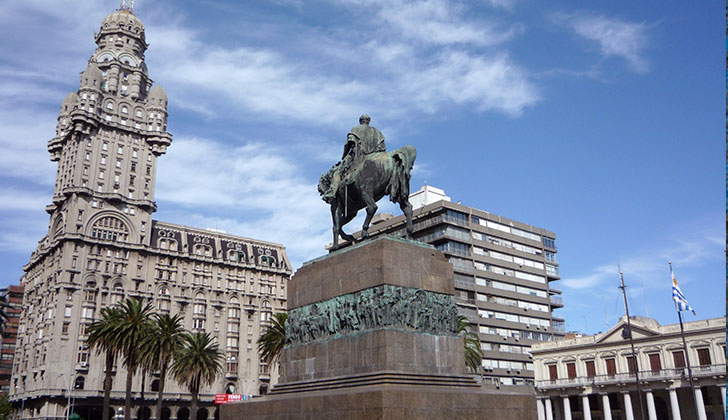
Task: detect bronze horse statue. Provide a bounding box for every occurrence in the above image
[319,145,417,249]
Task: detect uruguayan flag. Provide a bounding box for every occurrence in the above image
[672,272,695,315]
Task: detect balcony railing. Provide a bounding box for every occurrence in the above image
[535,364,726,389]
[549,296,563,306]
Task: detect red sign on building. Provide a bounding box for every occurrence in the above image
[215,394,244,404]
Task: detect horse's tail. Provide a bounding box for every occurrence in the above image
[389,145,417,203]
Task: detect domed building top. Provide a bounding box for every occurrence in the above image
[148,85,167,108]
[97,9,145,43]
[60,92,79,114]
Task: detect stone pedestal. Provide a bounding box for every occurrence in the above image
[221,236,536,419]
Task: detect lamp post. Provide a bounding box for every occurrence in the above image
[14,385,24,420]
[57,373,75,420]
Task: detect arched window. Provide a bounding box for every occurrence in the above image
[193,244,212,257]
[228,297,240,319]
[225,382,236,393]
[110,283,124,304]
[121,106,128,114]
[159,287,170,296]
[74,376,85,390]
[106,102,113,110]
[151,379,160,392]
[261,300,272,322]
[136,109,143,118]
[90,216,129,242]
[193,293,206,318]
[51,215,64,239]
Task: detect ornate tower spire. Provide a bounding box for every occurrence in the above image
[120,0,134,12]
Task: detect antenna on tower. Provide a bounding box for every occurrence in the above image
[120,0,134,12]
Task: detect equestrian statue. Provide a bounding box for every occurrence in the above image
[318,114,417,249]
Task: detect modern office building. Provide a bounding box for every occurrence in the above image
[362,185,565,386]
[0,285,24,394]
[532,316,726,420]
[11,5,291,420]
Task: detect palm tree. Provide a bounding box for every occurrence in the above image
[115,298,154,420]
[257,312,287,366]
[141,313,186,420]
[171,332,223,419]
[87,306,123,420]
[457,315,483,374]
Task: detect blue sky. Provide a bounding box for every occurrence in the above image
[0,0,723,335]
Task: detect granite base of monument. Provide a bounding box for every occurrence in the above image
[221,236,536,419]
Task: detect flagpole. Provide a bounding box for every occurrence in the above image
[670,261,699,419]
[618,266,646,420]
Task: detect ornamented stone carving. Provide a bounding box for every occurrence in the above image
[285,285,458,346]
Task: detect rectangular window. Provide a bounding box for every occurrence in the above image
[64,306,72,318]
[696,348,711,366]
[672,350,686,368]
[626,356,637,375]
[566,362,576,379]
[118,146,123,154]
[605,358,616,376]
[585,360,596,377]
[548,364,558,381]
[62,323,69,335]
[648,353,661,372]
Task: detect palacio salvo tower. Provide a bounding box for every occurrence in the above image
[11,3,292,419]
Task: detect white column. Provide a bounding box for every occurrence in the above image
[601,394,613,420]
[645,390,657,420]
[622,392,634,420]
[668,388,681,420]
[694,387,707,420]
[562,396,573,420]
[720,385,726,413]
[581,395,592,420]
[545,397,554,420]
[537,398,546,420]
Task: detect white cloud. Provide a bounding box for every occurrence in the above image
[561,222,723,291]
[0,188,49,211]
[138,0,537,127]
[372,0,523,46]
[558,13,650,74]
[155,136,334,268]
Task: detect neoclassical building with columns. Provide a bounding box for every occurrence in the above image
[10,4,291,420]
[532,315,725,420]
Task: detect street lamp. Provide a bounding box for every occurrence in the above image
[14,385,24,420]
[57,373,75,420]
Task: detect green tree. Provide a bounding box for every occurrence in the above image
[141,313,186,420]
[171,332,223,419]
[115,298,154,420]
[457,315,483,374]
[87,306,124,420]
[0,393,11,420]
[257,312,287,366]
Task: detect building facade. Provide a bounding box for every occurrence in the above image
[11,6,291,420]
[361,185,565,386]
[0,285,24,394]
[532,316,726,420]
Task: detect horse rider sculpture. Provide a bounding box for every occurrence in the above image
[319,115,417,249]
